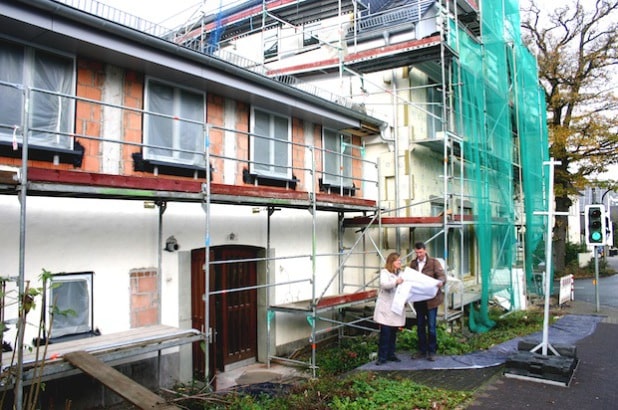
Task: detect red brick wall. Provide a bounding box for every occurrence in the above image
[235,102,250,185]
[207,94,224,183]
[129,268,159,328]
[313,124,324,191]
[291,118,305,181]
[75,58,104,172]
[122,70,144,176]
[6,56,364,198]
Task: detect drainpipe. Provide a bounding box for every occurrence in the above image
[156,200,167,324]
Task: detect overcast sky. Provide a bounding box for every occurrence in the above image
[97,0,240,27]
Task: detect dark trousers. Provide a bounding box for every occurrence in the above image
[414,301,438,354]
[377,324,398,361]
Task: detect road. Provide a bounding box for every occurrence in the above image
[573,254,618,308]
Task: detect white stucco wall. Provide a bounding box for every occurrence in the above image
[0,194,350,353]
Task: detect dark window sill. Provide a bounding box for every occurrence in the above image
[243,168,298,189]
[319,178,356,196]
[0,140,84,167]
[133,152,211,180]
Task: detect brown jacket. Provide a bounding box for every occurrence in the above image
[410,257,446,309]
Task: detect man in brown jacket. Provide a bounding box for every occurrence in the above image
[409,241,446,361]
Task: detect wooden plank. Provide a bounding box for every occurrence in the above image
[316,290,377,308]
[64,351,178,410]
[17,325,201,368]
[25,167,377,210]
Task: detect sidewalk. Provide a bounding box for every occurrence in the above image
[218,299,618,409]
[465,299,618,409]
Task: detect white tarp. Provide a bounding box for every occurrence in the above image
[391,267,440,315]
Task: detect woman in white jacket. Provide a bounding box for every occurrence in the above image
[373,252,405,365]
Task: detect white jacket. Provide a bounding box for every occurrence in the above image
[373,268,406,327]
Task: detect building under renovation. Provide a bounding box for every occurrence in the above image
[0,0,548,407]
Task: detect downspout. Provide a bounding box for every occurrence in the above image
[156,200,167,324]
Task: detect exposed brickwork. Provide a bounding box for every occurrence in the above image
[76,58,104,172]
[122,70,144,176]
[312,124,324,192]
[129,268,159,328]
[235,102,250,185]
[5,57,364,200]
[207,93,225,183]
[291,118,305,182]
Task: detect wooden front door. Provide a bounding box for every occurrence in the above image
[191,246,258,375]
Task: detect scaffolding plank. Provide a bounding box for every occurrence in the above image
[23,167,377,211]
[63,351,178,410]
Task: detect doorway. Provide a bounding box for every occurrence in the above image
[191,245,259,376]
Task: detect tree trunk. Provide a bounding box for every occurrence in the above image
[553,195,572,274]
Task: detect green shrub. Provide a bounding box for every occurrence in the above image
[565,242,586,267]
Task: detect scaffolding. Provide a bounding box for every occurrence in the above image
[0,0,550,400]
[0,77,379,388]
[175,0,549,330]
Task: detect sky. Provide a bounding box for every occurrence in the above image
[97,0,242,28]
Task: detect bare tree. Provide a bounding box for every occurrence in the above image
[521,0,618,272]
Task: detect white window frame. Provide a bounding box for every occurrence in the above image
[0,40,75,149]
[427,81,443,139]
[250,107,292,179]
[47,272,94,340]
[144,78,206,167]
[323,128,353,188]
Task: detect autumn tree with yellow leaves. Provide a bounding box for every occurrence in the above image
[521,0,618,272]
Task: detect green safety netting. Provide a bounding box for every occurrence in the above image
[450,0,549,332]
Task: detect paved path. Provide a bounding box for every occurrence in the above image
[355,292,618,409]
[418,299,618,409]
[467,315,618,409]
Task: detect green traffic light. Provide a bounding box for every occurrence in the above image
[591,232,602,241]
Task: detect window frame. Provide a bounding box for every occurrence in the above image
[47,271,94,341]
[143,77,206,168]
[322,128,354,188]
[0,39,76,151]
[249,107,292,180]
[427,81,443,139]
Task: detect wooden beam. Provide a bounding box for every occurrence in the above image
[63,351,178,410]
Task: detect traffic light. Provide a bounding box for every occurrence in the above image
[584,204,606,246]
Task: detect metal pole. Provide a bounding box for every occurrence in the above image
[594,246,600,312]
[15,84,30,410]
[540,160,556,356]
[532,158,565,357]
[202,124,212,387]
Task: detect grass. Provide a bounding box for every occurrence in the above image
[164,306,556,409]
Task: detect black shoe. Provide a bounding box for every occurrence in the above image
[375,359,386,365]
[427,353,436,362]
[387,356,401,362]
[411,352,426,360]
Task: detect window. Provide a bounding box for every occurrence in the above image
[263,29,278,60]
[144,79,205,166]
[250,108,291,179]
[48,272,94,340]
[303,22,320,48]
[427,82,443,139]
[323,129,353,188]
[0,40,75,149]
